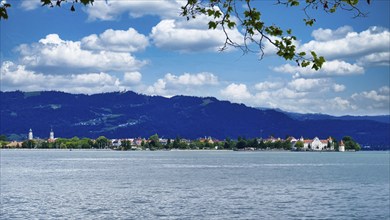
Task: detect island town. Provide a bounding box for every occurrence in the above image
[1,128,361,152]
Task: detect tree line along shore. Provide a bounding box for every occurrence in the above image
[0,134,361,151]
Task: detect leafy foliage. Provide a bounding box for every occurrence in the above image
[1,0,370,70]
[182,0,369,70]
[342,136,361,151]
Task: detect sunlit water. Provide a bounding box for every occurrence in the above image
[1,150,389,219]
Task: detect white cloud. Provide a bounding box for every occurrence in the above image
[164,72,218,86]
[123,72,142,85]
[311,26,354,42]
[288,78,328,92]
[150,18,243,52]
[81,28,149,52]
[348,87,390,114]
[357,52,390,66]
[333,84,346,92]
[220,83,252,101]
[1,61,124,94]
[273,60,364,77]
[352,86,390,102]
[255,81,283,91]
[300,26,390,60]
[145,72,219,96]
[85,0,182,21]
[20,0,41,11]
[16,34,147,74]
[218,82,389,115]
[330,97,356,111]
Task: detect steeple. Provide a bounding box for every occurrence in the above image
[28,128,33,140]
[49,128,54,140]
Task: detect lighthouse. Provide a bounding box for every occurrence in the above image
[28,129,33,140]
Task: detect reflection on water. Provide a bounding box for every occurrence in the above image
[1,150,389,219]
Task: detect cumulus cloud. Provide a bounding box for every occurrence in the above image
[20,0,41,11]
[273,60,364,77]
[220,83,252,101]
[352,86,390,102]
[164,72,218,86]
[357,52,390,66]
[333,84,346,92]
[85,0,182,21]
[216,78,360,115]
[81,28,149,52]
[311,26,354,42]
[150,17,243,52]
[300,26,390,61]
[123,72,142,85]
[288,78,328,92]
[255,81,283,91]
[16,34,147,74]
[1,61,124,94]
[145,72,219,96]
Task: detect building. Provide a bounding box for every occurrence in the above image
[339,140,345,152]
[28,128,33,140]
[111,139,122,148]
[50,129,54,140]
[299,136,334,151]
[48,128,56,143]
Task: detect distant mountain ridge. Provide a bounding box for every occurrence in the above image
[263,108,390,124]
[1,91,389,149]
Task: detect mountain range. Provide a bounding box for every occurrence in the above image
[1,91,389,149]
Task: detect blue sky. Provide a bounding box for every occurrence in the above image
[1,0,389,116]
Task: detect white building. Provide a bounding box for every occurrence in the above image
[300,137,334,151]
[28,129,33,140]
[339,140,345,152]
[49,129,54,140]
[111,139,122,148]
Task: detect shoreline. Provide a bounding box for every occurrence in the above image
[1,148,386,152]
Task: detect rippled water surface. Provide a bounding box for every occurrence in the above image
[1,150,389,219]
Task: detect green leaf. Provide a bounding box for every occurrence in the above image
[41,0,52,6]
[304,19,315,26]
[207,9,214,16]
[227,21,236,29]
[208,21,217,29]
[80,0,94,5]
[301,61,311,67]
[0,8,8,20]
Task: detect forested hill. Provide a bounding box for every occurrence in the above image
[1,91,389,149]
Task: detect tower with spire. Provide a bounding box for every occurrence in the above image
[50,128,54,140]
[48,128,55,143]
[28,128,33,140]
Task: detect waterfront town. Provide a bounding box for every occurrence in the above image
[1,128,359,152]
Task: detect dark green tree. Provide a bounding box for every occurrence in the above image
[236,137,247,150]
[342,136,361,151]
[121,140,132,151]
[223,137,235,149]
[165,138,172,149]
[149,134,162,149]
[295,141,304,151]
[95,136,110,149]
[0,134,7,141]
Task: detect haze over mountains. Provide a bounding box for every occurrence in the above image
[1,91,389,149]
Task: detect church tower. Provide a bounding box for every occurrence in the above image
[50,128,54,140]
[28,129,33,140]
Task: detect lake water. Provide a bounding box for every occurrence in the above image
[1,150,389,219]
